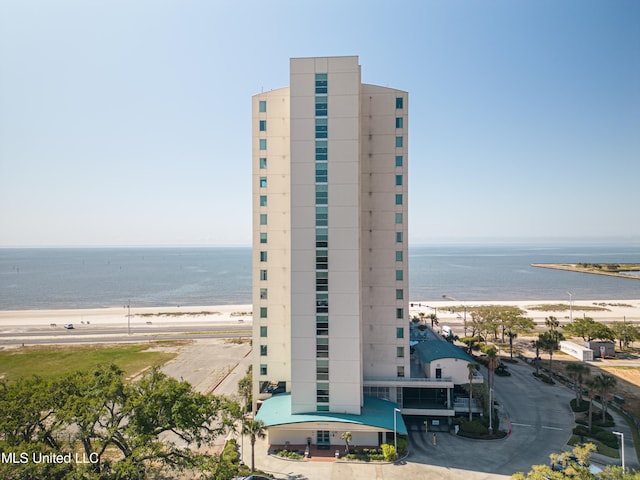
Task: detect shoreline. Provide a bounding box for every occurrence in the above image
[1,299,639,328]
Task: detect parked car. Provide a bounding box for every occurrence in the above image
[64,324,74,329]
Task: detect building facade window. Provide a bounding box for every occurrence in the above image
[260,195,267,207]
[259,177,267,188]
[397,366,405,377]
[315,163,328,183]
[316,383,329,403]
[260,326,267,337]
[260,232,267,243]
[397,347,405,358]
[259,270,267,281]
[395,213,403,224]
[260,214,267,225]
[259,157,267,169]
[259,120,266,131]
[315,207,328,226]
[315,118,328,138]
[316,271,328,291]
[260,288,267,300]
[395,194,403,205]
[316,338,329,358]
[395,136,403,148]
[316,228,328,248]
[395,117,403,128]
[395,175,403,186]
[395,155,403,167]
[260,251,267,262]
[260,345,267,356]
[396,251,403,262]
[315,96,328,116]
[396,308,404,319]
[396,97,403,109]
[396,289,403,300]
[260,307,267,318]
[259,139,267,150]
[396,270,403,281]
[259,100,266,112]
[316,360,329,380]
[315,185,328,205]
[396,327,404,339]
[260,364,267,375]
[316,315,329,335]
[396,232,403,243]
[315,73,328,94]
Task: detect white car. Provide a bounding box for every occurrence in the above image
[64,324,74,329]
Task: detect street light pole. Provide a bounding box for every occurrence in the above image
[125,302,131,335]
[613,431,625,472]
[567,292,573,323]
[442,294,467,336]
[393,408,401,459]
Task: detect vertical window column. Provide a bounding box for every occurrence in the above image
[315,72,329,411]
[258,99,268,374]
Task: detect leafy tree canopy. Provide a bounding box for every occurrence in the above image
[0,364,241,480]
[563,317,615,342]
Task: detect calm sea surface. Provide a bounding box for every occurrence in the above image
[1,245,639,310]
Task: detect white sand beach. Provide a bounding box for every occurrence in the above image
[0,299,638,330]
[0,304,254,329]
[410,299,640,329]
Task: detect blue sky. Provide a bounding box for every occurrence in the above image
[1,0,638,247]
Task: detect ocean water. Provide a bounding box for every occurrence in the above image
[0,244,639,310]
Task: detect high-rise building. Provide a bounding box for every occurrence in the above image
[251,56,478,450]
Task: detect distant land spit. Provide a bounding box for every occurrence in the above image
[532,263,640,280]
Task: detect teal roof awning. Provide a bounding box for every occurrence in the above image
[413,339,476,364]
[255,394,407,435]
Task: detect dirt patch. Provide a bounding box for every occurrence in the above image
[598,366,640,416]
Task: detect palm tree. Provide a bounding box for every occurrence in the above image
[532,340,541,376]
[340,431,352,454]
[545,316,560,334]
[538,332,560,372]
[565,363,590,407]
[428,313,439,329]
[243,418,266,472]
[486,349,498,434]
[467,363,476,421]
[585,377,598,432]
[589,373,617,422]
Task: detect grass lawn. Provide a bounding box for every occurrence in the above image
[568,435,620,459]
[0,342,179,381]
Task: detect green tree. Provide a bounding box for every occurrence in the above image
[467,363,476,421]
[243,418,266,472]
[1,364,239,479]
[545,316,561,340]
[563,317,614,342]
[565,363,590,407]
[610,321,640,350]
[513,442,639,479]
[428,313,439,329]
[237,365,253,412]
[503,312,535,358]
[588,373,617,422]
[538,331,563,372]
[340,431,352,453]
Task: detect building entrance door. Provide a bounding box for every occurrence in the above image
[316,430,330,447]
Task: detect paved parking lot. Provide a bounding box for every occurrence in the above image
[249,359,625,479]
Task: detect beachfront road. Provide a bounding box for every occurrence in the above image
[0,323,251,346]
